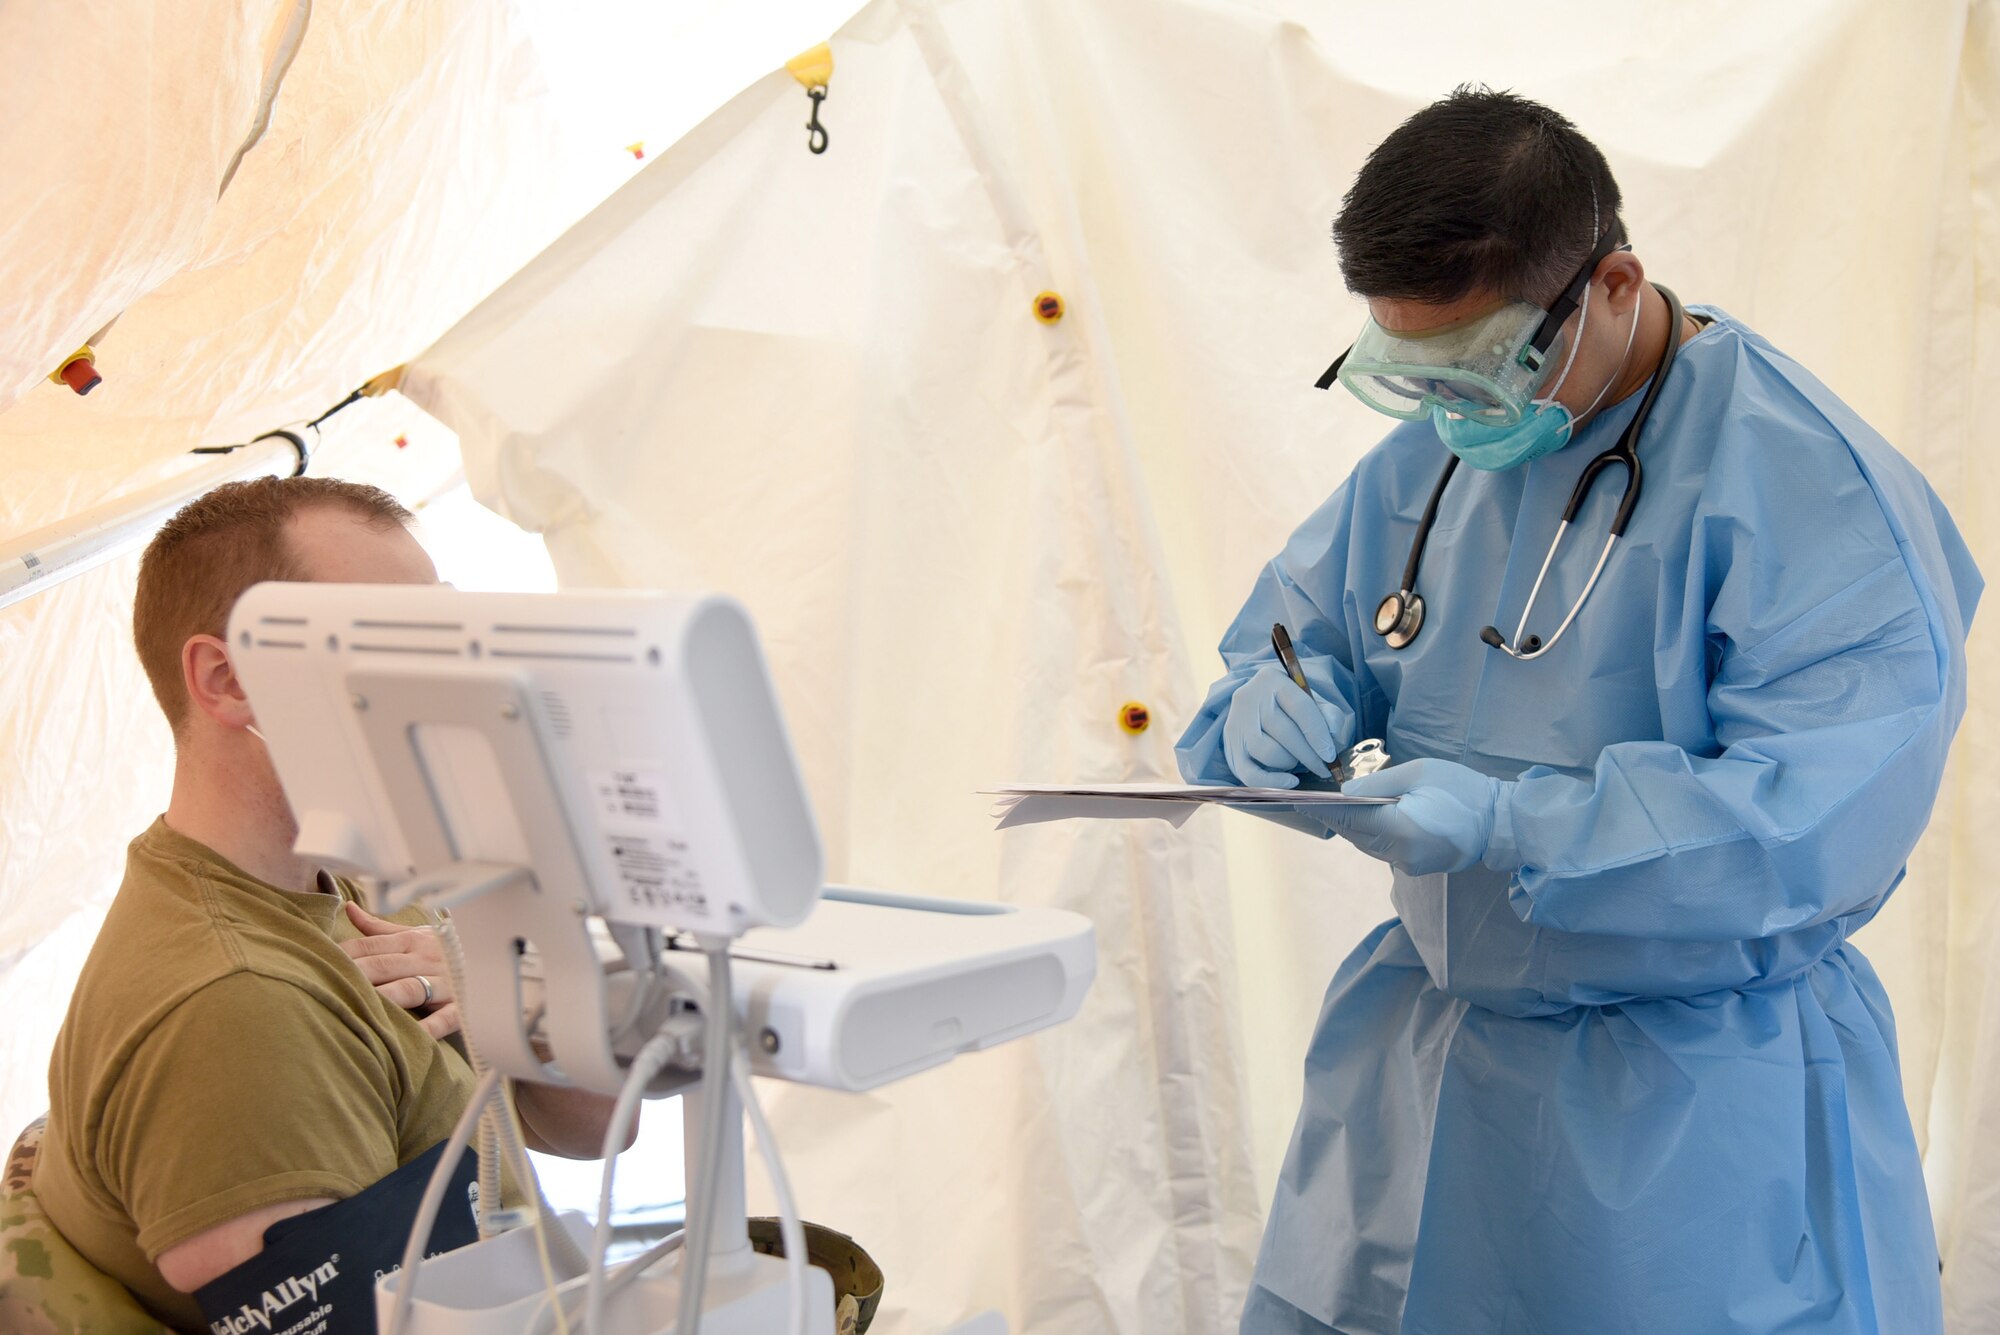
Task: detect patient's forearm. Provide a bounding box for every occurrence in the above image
[515,1081,632,1159]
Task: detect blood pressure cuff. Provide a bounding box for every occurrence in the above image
[193,1140,480,1335]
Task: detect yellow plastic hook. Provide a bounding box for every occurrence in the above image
[786,43,834,89]
[788,43,835,153]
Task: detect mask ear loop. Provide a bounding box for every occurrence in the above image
[1534,283,1592,408]
[1540,193,1600,403]
[1566,285,1642,428]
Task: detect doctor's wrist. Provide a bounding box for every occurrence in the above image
[1480,780,1524,875]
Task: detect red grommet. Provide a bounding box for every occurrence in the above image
[59,356,101,395]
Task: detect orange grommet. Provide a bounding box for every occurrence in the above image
[1119,701,1150,734]
[1034,291,1065,323]
[59,358,101,395]
[49,345,101,395]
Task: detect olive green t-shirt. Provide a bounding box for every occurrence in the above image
[37,819,525,1332]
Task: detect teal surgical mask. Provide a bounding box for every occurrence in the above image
[1433,285,1637,471]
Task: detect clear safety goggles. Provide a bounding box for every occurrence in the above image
[1318,301,1562,426]
[1314,228,1627,426]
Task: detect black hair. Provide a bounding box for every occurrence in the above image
[1333,86,1625,306]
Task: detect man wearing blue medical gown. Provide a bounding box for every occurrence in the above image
[1178,89,1981,1335]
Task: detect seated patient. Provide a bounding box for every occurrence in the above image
[33,477,622,1331]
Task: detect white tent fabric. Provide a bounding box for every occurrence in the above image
[0,0,854,1132]
[406,1,2000,1330]
[406,9,1277,1332]
[0,0,570,1131]
[5,0,2000,1332]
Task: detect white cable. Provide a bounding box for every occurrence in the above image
[507,993,591,1281]
[675,943,736,1335]
[384,913,506,1335]
[581,956,710,1332]
[611,964,658,1042]
[433,915,570,1330]
[477,1095,504,1237]
[543,1169,593,1279]
[383,1066,502,1335]
[586,1030,680,1334]
[733,1051,807,1335]
[527,1229,685,1335]
[496,1080,573,1335]
[431,917,507,1241]
[454,934,587,1290]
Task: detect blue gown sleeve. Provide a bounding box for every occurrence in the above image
[1176,477,1366,785]
[1486,428,1980,942]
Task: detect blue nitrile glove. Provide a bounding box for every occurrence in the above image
[1221,663,1345,788]
[1316,758,1503,875]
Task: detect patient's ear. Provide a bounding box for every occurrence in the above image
[182,634,256,733]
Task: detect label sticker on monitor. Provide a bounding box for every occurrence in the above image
[603,832,709,917]
[593,770,708,920]
[593,769,665,824]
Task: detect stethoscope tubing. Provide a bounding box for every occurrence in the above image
[1383,284,1686,659]
[1401,453,1460,597]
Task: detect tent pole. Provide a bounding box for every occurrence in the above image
[0,431,307,614]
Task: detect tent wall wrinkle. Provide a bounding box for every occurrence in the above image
[916,7,1261,1324]
[0,1,267,412]
[406,6,1266,1330]
[3,1,1999,1331]
[1930,9,2000,1331]
[409,1,2000,1329]
[0,0,596,1138]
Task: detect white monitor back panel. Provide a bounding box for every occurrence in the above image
[229,584,823,936]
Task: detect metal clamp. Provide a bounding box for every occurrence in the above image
[1333,739,1390,786]
[806,85,829,154]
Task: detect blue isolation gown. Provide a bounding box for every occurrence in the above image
[1177,309,1981,1335]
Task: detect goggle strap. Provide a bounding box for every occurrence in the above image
[1315,347,1350,391]
[1526,227,1624,363]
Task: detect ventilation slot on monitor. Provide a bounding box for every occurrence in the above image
[540,691,574,738]
[487,649,635,664]
[347,643,465,657]
[350,619,465,632]
[491,624,640,638]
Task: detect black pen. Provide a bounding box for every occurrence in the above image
[1271,622,1313,697]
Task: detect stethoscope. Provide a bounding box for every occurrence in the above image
[1374,285,1686,661]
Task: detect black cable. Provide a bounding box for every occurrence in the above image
[189,429,310,477]
[305,386,366,430]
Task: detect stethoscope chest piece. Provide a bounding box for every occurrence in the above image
[1375,590,1425,650]
[1372,284,1686,663]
